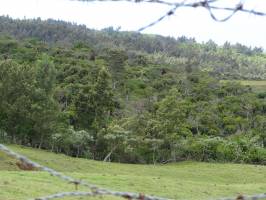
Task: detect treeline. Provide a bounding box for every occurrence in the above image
[1,16,266,80]
[0,17,265,164]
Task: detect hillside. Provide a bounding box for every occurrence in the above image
[0,145,266,200]
[0,16,266,80]
[0,16,265,164]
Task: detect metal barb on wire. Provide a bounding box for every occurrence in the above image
[137,0,187,31]
[138,5,179,32]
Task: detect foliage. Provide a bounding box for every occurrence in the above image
[0,16,265,164]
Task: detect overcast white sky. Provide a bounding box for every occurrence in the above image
[0,0,266,48]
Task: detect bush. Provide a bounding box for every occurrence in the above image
[246,146,266,164]
[174,136,266,164]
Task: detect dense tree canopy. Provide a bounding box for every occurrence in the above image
[0,16,265,164]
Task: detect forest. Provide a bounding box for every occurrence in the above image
[0,16,265,164]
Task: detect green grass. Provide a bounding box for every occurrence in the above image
[238,80,266,92]
[221,80,266,92]
[0,145,266,200]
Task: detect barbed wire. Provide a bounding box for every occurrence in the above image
[0,144,265,200]
[219,194,266,200]
[72,0,266,31]
[0,144,169,200]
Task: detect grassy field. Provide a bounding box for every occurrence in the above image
[221,80,266,93]
[238,80,266,93]
[0,145,266,200]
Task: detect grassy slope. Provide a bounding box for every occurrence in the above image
[221,80,266,93]
[239,80,266,92]
[0,145,265,200]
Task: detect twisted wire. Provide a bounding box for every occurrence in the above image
[0,144,265,200]
[71,0,266,30]
[0,144,169,200]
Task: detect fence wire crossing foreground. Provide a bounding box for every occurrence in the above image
[0,144,265,200]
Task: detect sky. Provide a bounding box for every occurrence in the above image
[0,0,266,48]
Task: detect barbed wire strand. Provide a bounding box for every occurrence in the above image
[0,144,169,200]
[204,1,241,22]
[138,4,179,32]
[72,0,266,31]
[0,144,266,200]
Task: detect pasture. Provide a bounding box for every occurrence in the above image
[0,145,265,200]
[221,80,266,92]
